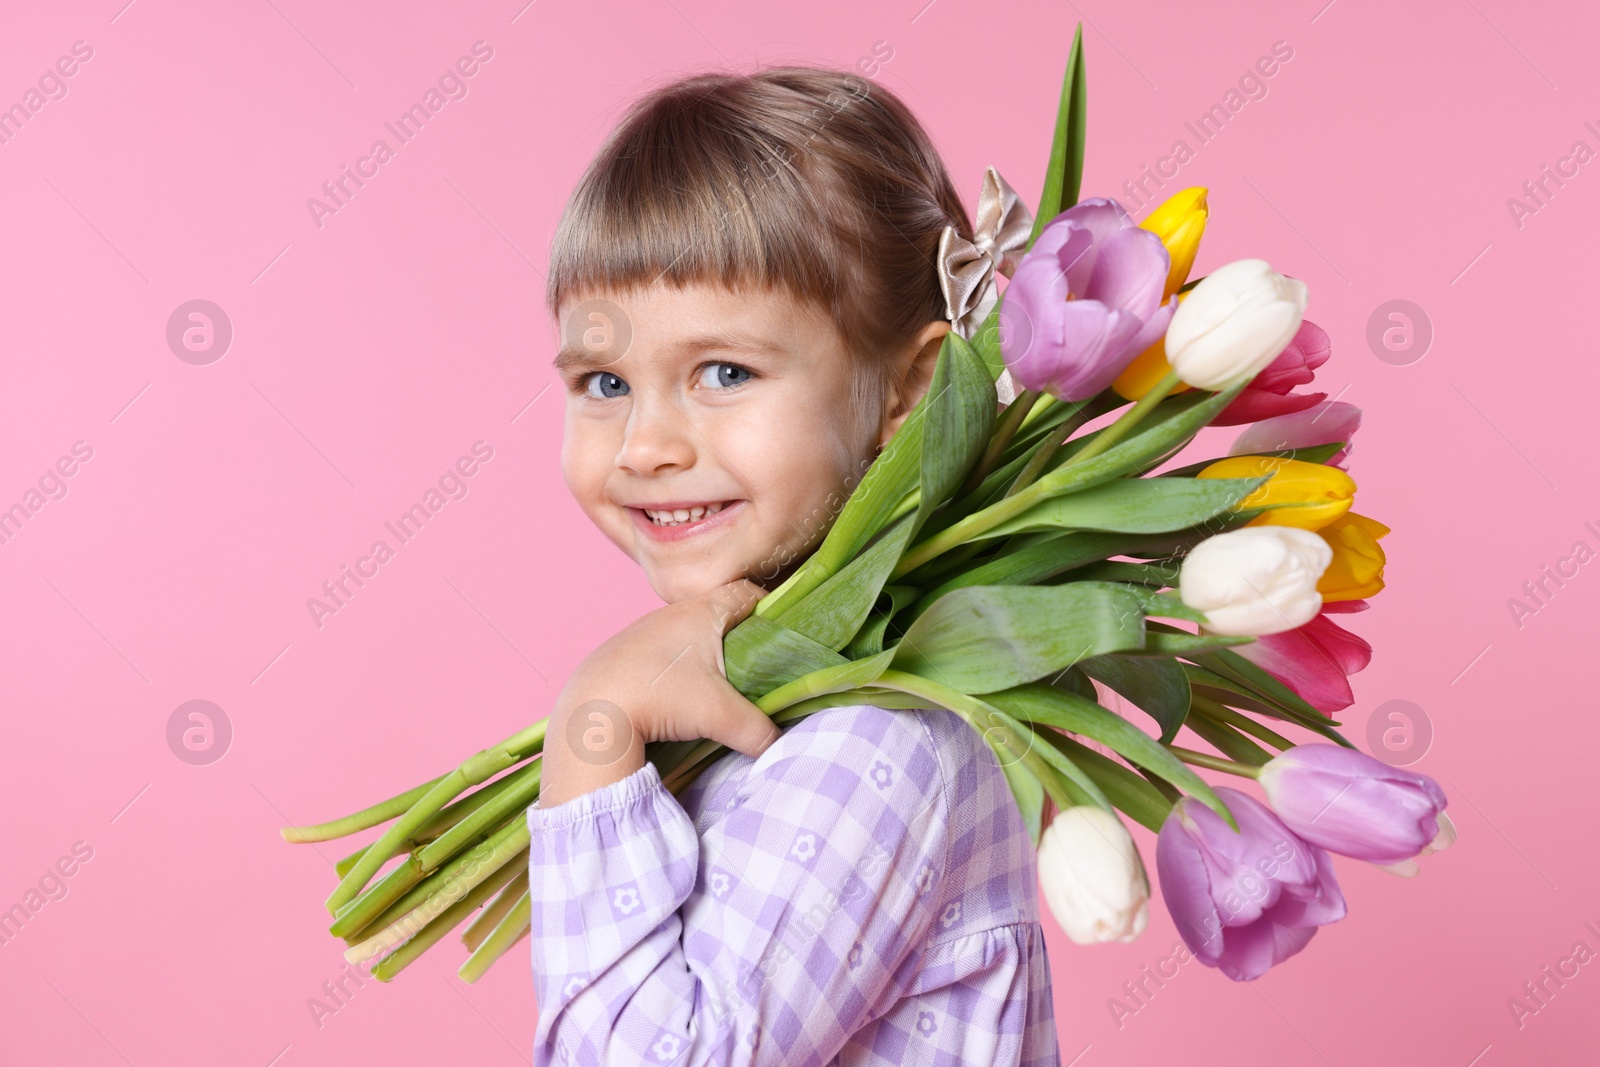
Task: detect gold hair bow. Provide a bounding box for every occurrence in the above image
[937,166,1034,403]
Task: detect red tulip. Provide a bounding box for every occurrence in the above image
[1232,603,1372,713]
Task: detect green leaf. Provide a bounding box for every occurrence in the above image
[1055,560,1178,588]
[1159,441,1349,480]
[1181,707,1274,766]
[918,529,1193,606]
[1189,649,1323,723]
[999,754,1045,846]
[890,583,1147,694]
[985,682,1236,830]
[968,304,1006,382]
[1180,662,1354,747]
[915,333,998,534]
[756,648,897,714]
[723,615,848,699]
[971,475,1268,541]
[779,514,917,651]
[844,584,922,659]
[1127,621,1255,657]
[1037,730,1175,833]
[1017,382,1250,503]
[1027,22,1087,245]
[1045,664,1098,702]
[1016,718,1114,812]
[1078,654,1192,744]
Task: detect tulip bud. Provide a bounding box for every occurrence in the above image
[1259,744,1448,865]
[1317,512,1390,601]
[1037,806,1150,945]
[1165,259,1308,390]
[1197,456,1356,531]
[1373,811,1458,876]
[1139,187,1209,297]
[1179,527,1332,636]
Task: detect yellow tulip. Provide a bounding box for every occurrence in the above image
[1198,457,1356,531]
[1140,187,1208,298]
[1317,512,1390,601]
[1112,290,1194,401]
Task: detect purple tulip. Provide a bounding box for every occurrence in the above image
[999,199,1175,400]
[1230,400,1363,470]
[1258,745,1448,865]
[1157,787,1346,981]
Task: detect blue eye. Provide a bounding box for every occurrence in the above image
[584,371,629,399]
[698,362,753,389]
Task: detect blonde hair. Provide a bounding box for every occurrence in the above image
[545,66,972,420]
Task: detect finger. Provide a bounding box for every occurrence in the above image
[702,687,783,759]
[707,578,767,635]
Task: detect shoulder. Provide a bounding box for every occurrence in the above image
[740,703,952,826]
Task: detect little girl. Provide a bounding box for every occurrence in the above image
[526,67,1061,1066]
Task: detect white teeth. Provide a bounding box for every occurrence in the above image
[643,501,730,526]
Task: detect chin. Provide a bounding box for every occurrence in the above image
[648,566,737,605]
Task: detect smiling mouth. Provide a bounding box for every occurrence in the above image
[640,501,734,527]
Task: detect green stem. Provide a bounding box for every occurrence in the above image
[333,759,542,877]
[458,888,531,983]
[1005,430,1067,498]
[346,820,530,955]
[281,773,451,843]
[1191,697,1295,751]
[1058,370,1180,468]
[1164,744,1262,778]
[960,389,1042,495]
[329,854,427,939]
[417,762,544,872]
[369,851,528,982]
[1017,392,1058,431]
[323,720,547,915]
[462,870,528,952]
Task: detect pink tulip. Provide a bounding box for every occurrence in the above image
[1258,745,1448,865]
[1000,199,1175,400]
[1210,320,1331,426]
[1157,787,1346,981]
[1232,606,1372,713]
[1230,401,1363,470]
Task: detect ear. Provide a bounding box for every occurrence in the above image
[877,319,952,451]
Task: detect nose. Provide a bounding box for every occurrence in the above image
[615,386,696,476]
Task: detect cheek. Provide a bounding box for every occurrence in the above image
[560,412,610,511]
[749,407,861,517]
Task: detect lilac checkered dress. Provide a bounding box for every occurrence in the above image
[525,702,1062,1066]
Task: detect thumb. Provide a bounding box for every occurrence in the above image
[702,684,783,760]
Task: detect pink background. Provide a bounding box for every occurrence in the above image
[2,0,1596,1063]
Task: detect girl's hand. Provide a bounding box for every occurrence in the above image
[538,578,782,808]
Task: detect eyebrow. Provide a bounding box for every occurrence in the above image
[552,329,790,372]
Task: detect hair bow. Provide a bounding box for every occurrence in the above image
[937,166,1035,403]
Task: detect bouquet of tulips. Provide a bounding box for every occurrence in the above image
[282,25,1451,985]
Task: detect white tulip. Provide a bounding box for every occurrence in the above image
[1179,527,1332,636]
[1037,806,1149,945]
[1165,258,1308,389]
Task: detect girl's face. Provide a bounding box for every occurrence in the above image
[555,281,939,604]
